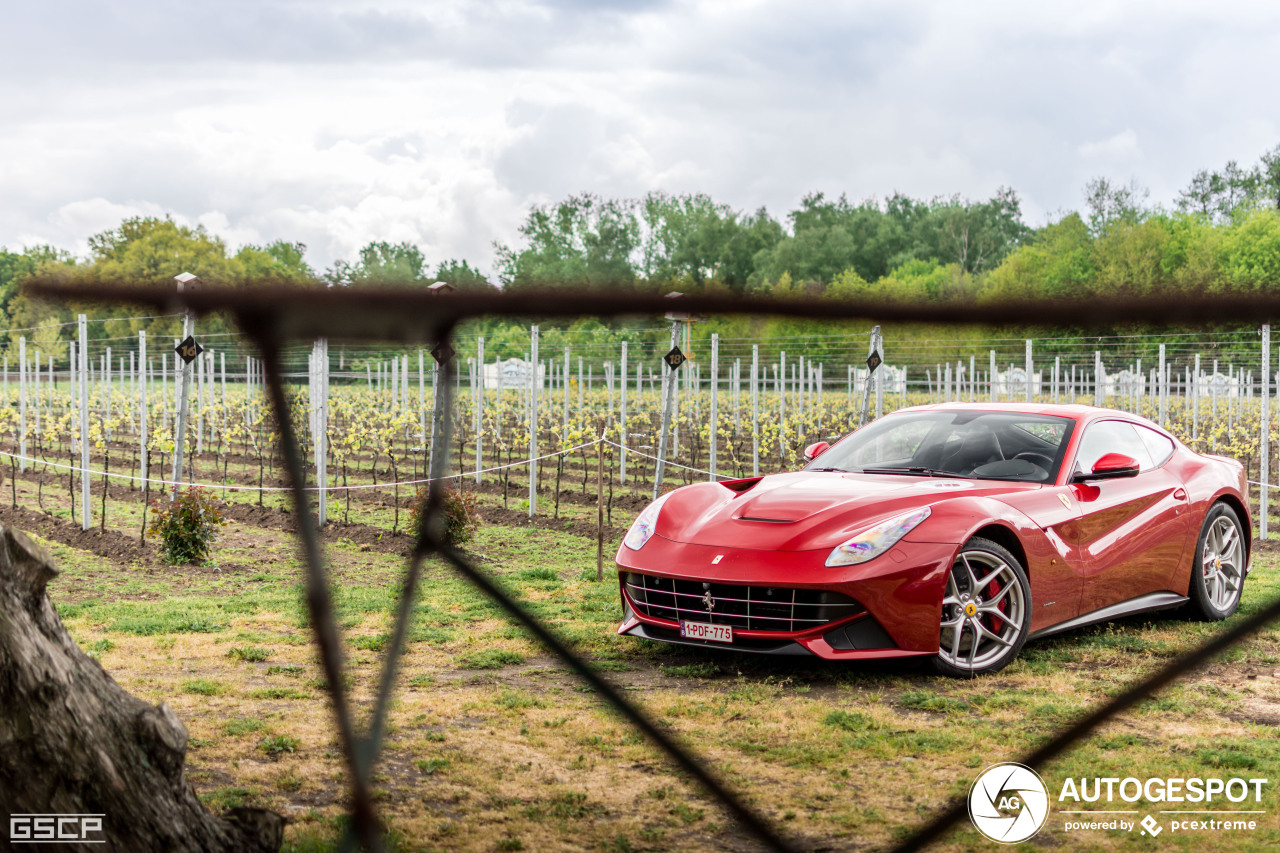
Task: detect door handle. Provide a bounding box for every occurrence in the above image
[1173,488,1187,501]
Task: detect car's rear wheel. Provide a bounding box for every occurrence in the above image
[933,537,1031,677]
[1187,503,1245,621]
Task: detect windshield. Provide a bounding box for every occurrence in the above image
[806,410,1075,483]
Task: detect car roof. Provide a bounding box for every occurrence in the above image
[894,402,1170,432]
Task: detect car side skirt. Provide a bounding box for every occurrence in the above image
[1028,591,1188,641]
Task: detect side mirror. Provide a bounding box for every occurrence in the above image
[1073,452,1141,482]
[803,441,830,463]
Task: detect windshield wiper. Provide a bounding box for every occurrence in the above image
[860,466,966,478]
[809,466,848,473]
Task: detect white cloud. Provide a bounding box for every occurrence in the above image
[3,0,1280,274]
[1078,129,1142,161]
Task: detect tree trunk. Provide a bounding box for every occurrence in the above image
[0,524,283,852]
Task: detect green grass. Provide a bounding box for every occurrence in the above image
[457,649,526,670]
[182,679,226,696]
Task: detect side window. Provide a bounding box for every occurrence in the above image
[1136,426,1176,468]
[1074,421,1154,474]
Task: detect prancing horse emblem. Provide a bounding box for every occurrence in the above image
[703,591,715,612]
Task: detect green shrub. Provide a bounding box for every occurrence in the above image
[227,646,274,662]
[148,487,226,565]
[260,735,300,757]
[409,483,480,546]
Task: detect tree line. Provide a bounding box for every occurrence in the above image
[3,143,1280,367]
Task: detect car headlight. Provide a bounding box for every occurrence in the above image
[623,492,674,551]
[825,507,931,567]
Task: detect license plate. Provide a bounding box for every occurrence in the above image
[680,621,733,643]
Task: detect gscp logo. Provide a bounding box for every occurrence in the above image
[969,763,1050,844]
[9,814,106,844]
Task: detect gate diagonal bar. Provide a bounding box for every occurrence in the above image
[26,275,1280,852]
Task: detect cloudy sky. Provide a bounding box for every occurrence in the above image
[3,0,1279,277]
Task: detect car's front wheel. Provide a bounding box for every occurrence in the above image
[933,537,1031,677]
[1187,503,1246,621]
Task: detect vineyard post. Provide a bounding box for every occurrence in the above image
[319,340,329,525]
[989,350,996,402]
[733,358,741,432]
[857,326,882,428]
[1193,354,1200,441]
[751,345,759,477]
[1158,344,1167,425]
[78,314,90,530]
[1262,325,1270,539]
[653,323,679,500]
[605,362,613,425]
[779,351,786,431]
[846,364,852,409]
[797,355,805,421]
[195,347,204,454]
[18,336,26,472]
[139,332,148,490]
[419,348,427,445]
[620,340,628,485]
[562,346,570,434]
[672,355,682,456]
[1025,340,1033,403]
[578,356,584,421]
[104,348,111,432]
[474,338,484,485]
[596,426,604,581]
[1093,351,1101,407]
[875,360,882,418]
[529,325,539,517]
[171,312,195,496]
[709,333,718,481]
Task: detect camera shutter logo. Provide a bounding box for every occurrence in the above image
[968,763,1050,844]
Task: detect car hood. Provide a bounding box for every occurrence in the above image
[653,471,1040,551]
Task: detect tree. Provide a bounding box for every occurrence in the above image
[434,259,496,293]
[1177,169,1223,219]
[347,241,429,286]
[932,187,1029,274]
[497,194,640,291]
[88,217,235,283]
[1259,145,1280,210]
[233,241,316,285]
[641,192,737,290]
[1083,177,1150,236]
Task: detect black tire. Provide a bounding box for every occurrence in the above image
[932,537,1032,677]
[1186,503,1246,621]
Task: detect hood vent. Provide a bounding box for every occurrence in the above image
[719,476,764,494]
[739,516,796,524]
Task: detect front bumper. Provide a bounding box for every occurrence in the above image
[615,536,956,661]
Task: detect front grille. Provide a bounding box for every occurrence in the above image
[625,573,863,634]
